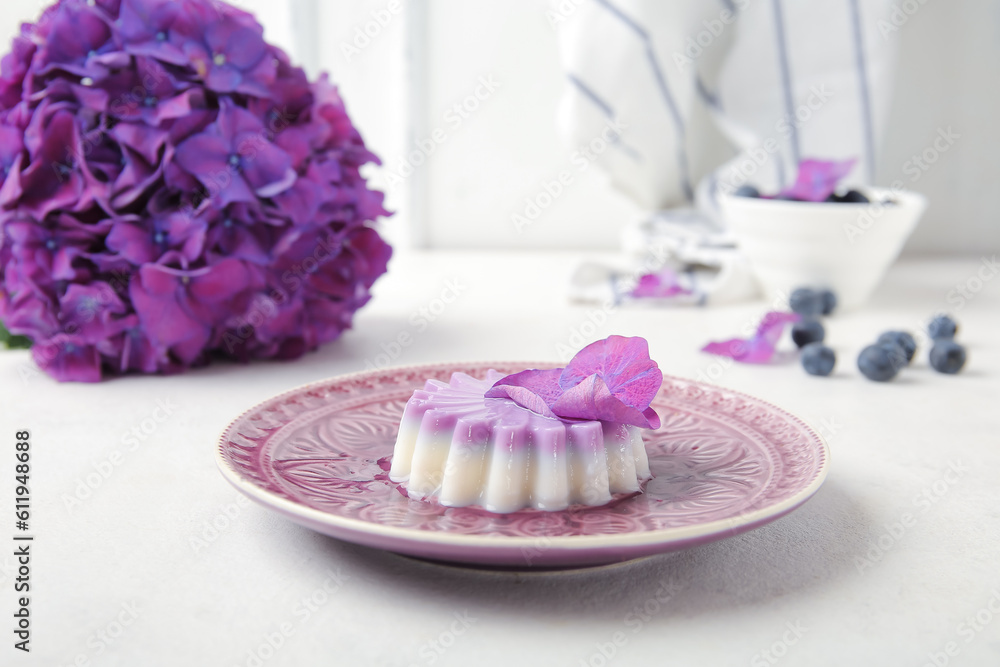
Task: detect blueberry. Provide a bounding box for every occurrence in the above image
[929,340,966,374]
[880,341,910,371]
[801,343,836,376]
[819,289,837,315]
[734,185,760,198]
[791,318,825,348]
[857,344,903,382]
[877,331,916,363]
[928,315,958,340]
[839,189,869,203]
[789,288,823,316]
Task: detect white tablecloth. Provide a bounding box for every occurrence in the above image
[2,251,998,666]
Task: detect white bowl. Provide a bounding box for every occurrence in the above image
[719,187,927,311]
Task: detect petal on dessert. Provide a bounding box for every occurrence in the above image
[550,374,661,430]
[484,368,562,419]
[559,335,663,411]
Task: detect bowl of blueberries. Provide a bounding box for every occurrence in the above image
[720,184,927,311]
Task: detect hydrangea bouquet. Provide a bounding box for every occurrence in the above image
[0,0,391,381]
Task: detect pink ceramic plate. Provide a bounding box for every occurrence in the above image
[217,363,829,567]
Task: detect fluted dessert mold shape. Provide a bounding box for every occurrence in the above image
[389,371,652,513]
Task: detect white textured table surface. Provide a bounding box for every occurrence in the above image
[2,251,999,667]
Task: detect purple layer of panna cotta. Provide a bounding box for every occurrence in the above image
[389,371,651,513]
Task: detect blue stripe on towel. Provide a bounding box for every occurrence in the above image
[566,73,644,161]
[847,0,876,182]
[592,0,693,200]
[771,0,800,169]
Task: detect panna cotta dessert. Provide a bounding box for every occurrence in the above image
[389,336,663,513]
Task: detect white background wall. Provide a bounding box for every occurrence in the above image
[2,0,997,255]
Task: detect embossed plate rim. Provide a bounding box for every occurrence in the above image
[216,362,830,564]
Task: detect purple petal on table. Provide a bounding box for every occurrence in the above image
[777,158,857,202]
[701,311,801,364]
[484,368,563,419]
[549,374,661,429]
[631,267,692,299]
[701,337,773,364]
[755,310,801,347]
[559,335,662,410]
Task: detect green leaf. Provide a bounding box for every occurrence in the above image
[0,322,32,350]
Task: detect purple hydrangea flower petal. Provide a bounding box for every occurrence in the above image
[59,282,130,344]
[776,158,857,202]
[16,107,90,217]
[32,334,103,383]
[559,335,663,411]
[701,311,801,364]
[241,144,296,198]
[107,218,157,265]
[118,0,190,66]
[0,36,37,108]
[37,3,113,78]
[485,336,662,429]
[129,265,211,362]
[0,290,60,341]
[175,103,295,206]
[630,267,692,299]
[117,326,169,374]
[549,374,661,429]
[483,368,563,419]
[0,158,24,207]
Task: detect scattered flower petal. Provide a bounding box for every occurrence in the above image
[701,311,801,364]
[630,267,692,299]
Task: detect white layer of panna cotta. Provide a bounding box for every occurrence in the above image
[388,370,652,513]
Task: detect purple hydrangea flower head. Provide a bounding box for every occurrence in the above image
[0,0,391,381]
